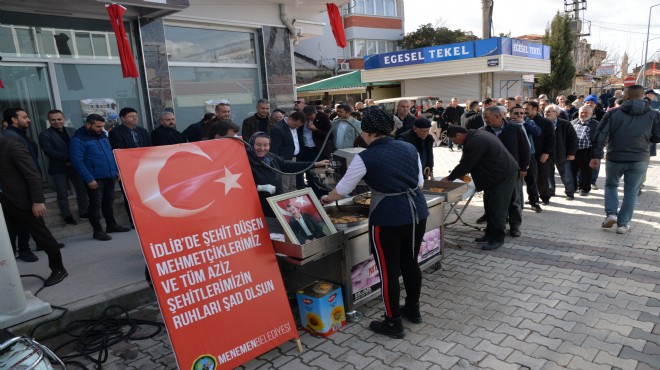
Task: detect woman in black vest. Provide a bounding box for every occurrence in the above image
[321,109,429,339]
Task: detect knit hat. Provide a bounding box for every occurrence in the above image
[361,108,394,135]
[584,94,598,104]
[413,117,431,128]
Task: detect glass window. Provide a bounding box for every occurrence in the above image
[365,0,374,14]
[55,64,142,128]
[16,27,37,56]
[387,0,397,16]
[0,26,17,55]
[375,0,385,16]
[366,40,377,56]
[170,66,260,132]
[38,29,58,57]
[165,26,256,64]
[75,32,94,57]
[0,11,122,60]
[353,40,366,57]
[353,0,365,14]
[92,34,109,58]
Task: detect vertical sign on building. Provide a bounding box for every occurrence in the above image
[114,139,297,369]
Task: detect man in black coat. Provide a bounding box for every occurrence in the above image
[109,107,152,226]
[523,100,555,205]
[151,112,185,146]
[39,110,88,225]
[443,97,465,151]
[444,126,519,251]
[3,107,42,261]
[0,136,68,286]
[181,113,216,142]
[543,104,578,199]
[482,105,530,238]
[461,101,484,130]
[270,111,305,193]
[394,99,417,137]
[397,118,434,178]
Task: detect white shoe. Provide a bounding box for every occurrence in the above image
[601,215,617,228]
[616,225,630,234]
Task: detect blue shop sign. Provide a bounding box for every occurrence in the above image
[364,37,548,70]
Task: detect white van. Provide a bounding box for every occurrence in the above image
[374,96,439,118]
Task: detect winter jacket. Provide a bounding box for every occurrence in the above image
[70,126,118,183]
[553,118,578,165]
[592,99,660,162]
[461,110,484,130]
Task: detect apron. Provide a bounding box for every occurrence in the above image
[369,187,422,259]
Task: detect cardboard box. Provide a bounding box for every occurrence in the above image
[296,282,346,337]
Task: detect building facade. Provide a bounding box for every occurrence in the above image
[295,0,404,73]
[0,0,341,188]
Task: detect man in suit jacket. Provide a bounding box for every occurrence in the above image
[286,202,326,243]
[0,136,68,286]
[3,107,42,262]
[543,104,578,200]
[270,111,305,193]
[39,110,88,225]
[151,111,185,146]
[109,107,151,226]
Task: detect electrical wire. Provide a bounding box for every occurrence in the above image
[53,305,164,370]
[18,273,165,370]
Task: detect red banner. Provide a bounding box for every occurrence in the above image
[327,3,346,48]
[114,140,297,369]
[106,4,139,78]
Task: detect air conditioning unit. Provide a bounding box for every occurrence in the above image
[338,63,350,70]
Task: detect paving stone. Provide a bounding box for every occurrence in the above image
[582,335,623,356]
[309,353,349,370]
[555,301,588,315]
[605,331,647,352]
[364,344,404,365]
[557,341,600,362]
[446,344,488,363]
[547,327,587,346]
[473,339,514,361]
[390,354,435,370]
[493,323,531,341]
[518,318,554,336]
[393,340,431,360]
[419,348,461,369]
[532,346,574,367]
[500,336,539,356]
[511,308,547,323]
[540,316,577,332]
[525,332,563,351]
[619,345,660,368]
[593,350,639,369]
[506,350,547,369]
[316,340,350,358]
[566,356,611,370]
[418,336,457,354]
[478,354,520,370]
[468,327,507,345]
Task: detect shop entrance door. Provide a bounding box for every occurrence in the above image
[0,63,55,186]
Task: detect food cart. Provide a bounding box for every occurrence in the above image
[270,181,467,321]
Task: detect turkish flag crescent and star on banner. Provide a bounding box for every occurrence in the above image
[327,3,346,48]
[106,3,139,78]
[114,139,298,369]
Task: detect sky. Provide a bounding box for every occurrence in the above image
[403,0,660,73]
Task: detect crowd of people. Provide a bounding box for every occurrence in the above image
[0,86,658,337]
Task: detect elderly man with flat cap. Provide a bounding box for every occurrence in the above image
[397,117,434,179]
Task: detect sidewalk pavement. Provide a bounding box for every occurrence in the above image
[9,146,660,370]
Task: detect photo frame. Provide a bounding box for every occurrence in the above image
[267,188,337,245]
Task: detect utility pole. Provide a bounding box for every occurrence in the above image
[564,1,589,92]
[481,0,493,100]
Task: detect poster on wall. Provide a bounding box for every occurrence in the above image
[80,98,119,128]
[114,139,298,369]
